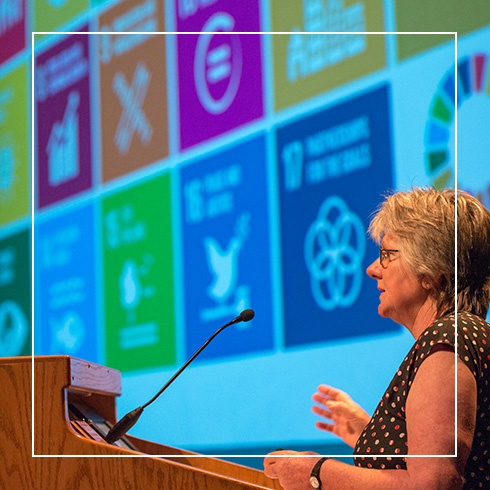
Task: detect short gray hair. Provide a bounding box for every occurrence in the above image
[369,187,490,318]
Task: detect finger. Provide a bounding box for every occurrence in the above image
[311,405,333,420]
[313,398,345,415]
[315,421,337,433]
[317,384,342,398]
[312,392,332,405]
[317,385,351,403]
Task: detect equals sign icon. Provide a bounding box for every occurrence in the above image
[206,43,231,84]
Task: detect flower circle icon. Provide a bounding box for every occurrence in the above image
[304,196,365,310]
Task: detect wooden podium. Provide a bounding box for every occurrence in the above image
[0,356,282,490]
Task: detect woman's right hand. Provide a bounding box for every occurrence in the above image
[312,384,371,448]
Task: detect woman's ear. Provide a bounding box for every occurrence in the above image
[422,273,443,291]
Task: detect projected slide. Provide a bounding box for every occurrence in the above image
[1,0,490,458]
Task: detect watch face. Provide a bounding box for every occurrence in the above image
[309,476,320,489]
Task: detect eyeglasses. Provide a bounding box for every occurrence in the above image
[379,248,399,268]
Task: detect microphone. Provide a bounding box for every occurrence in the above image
[237,309,255,322]
[104,308,255,445]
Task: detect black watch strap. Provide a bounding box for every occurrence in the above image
[309,457,330,489]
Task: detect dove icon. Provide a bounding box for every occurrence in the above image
[200,214,251,323]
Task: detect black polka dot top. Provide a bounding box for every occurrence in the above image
[353,311,490,489]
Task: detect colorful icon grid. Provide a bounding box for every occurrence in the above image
[0,0,487,376]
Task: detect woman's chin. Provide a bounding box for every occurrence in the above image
[377,304,390,318]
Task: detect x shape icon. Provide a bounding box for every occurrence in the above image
[112,62,153,155]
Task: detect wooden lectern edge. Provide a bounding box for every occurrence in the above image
[32,427,281,490]
[1,355,283,489]
[35,417,281,489]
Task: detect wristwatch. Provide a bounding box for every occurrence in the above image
[309,457,330,489]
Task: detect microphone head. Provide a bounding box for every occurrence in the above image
[240,309,255,322]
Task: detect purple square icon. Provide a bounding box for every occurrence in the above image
[35,28,93,209]
[176,0,264,149]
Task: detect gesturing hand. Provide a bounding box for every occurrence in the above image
[312,384,371,448]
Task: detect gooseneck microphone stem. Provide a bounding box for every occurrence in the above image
[143,321,234,409]
[104,308,255,445]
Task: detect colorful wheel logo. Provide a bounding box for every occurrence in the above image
[425,53,490,191]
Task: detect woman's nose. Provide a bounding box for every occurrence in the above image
[366,258,382,280]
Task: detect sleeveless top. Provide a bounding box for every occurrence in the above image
[353,311,490,489]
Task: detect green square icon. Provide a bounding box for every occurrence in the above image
[33,0,89,34]
[102,174,176,372]
[0,64,29,227]
[0,229,31,357]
